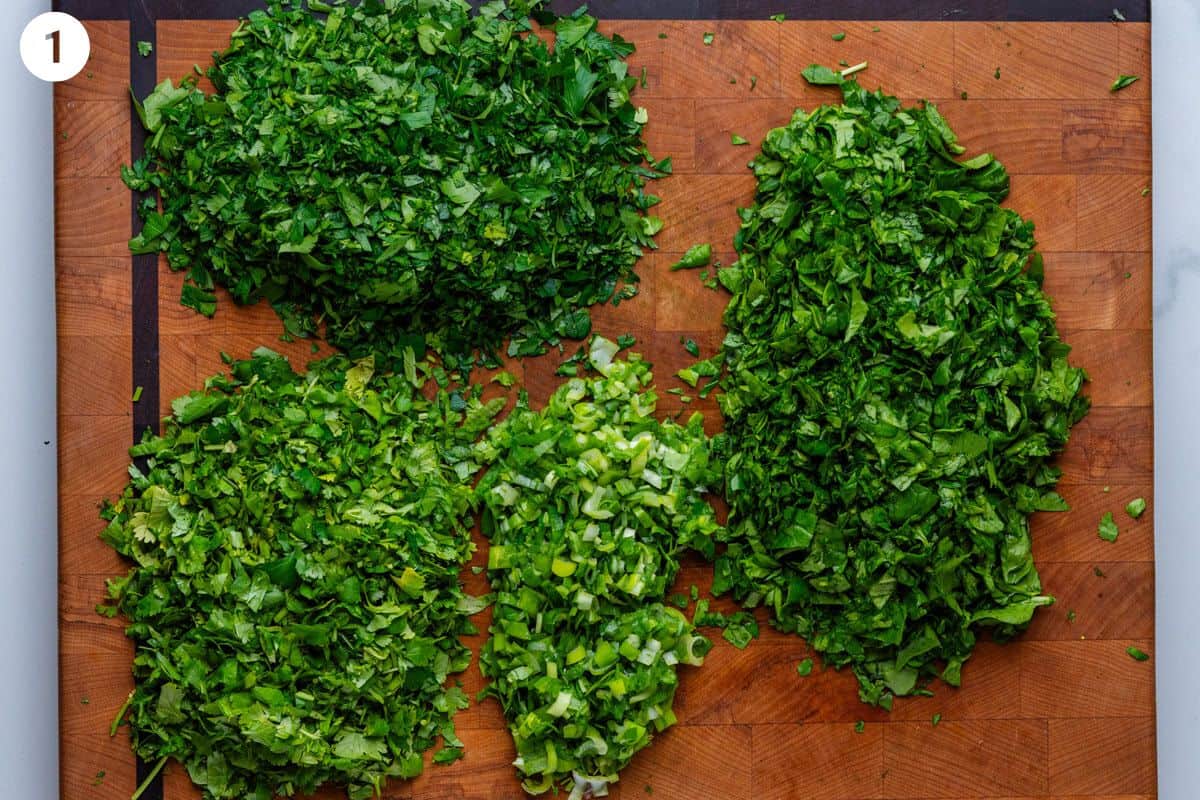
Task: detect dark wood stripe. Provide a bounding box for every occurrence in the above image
[128,0,164,797]
[54,0,1150,21]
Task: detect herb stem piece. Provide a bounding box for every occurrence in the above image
[130,757,168,800]
[840,61,869,78]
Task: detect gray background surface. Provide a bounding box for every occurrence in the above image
[0,1,59,798]
[1151,1,1199,795]
[2,0,1193,796]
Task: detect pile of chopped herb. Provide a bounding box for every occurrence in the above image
[711,76,1090,708]
[99,349,504,799]
[123,0,665,369]
[475,338,723,797]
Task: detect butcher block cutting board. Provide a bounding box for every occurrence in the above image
[55,14,1154,800]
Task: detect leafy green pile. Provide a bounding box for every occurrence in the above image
[711,77,1090,707]
[123,0,665,369]
[100,349,504,799]
[476,338,722,797]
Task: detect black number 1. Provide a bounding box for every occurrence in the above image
[46,29,60,64]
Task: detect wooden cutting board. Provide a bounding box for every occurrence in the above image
[56,17,1154,800]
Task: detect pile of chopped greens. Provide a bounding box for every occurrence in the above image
[99,349,504,799]
[711,77,1090,707]
[123,0,665,369]
[475,338,722,797]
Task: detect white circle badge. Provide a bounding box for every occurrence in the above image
[19,12,90,82]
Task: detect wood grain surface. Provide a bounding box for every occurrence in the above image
[56,17,1155,800]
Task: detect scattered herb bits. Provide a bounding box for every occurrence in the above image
[476,338,723,798]
[123,1,666,370]
[832,32,847,41]
[731,133,750,146]
[99,349,503,799]
[713,77,1089,708]
[797,658,814,677]
[703,32,715,45]
[136,40,152,57]
[1126,497,1147,519]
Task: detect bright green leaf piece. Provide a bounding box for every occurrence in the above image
[1125,497,1147,519]
[801,63,843,85]
[1098,511,1119,542]
[670,243,713,271]
[1110,74,1140,92]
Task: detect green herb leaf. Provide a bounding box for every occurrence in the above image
[797,658,814,676]
[1098,511,1119,542]
[1127,646,1150,661]
[137,40,152,57]
[703,32,715,45]
[831,32,846,41]
[771,13,786,22]
[931,713,942,727]
[801,64,843,85]
[731,133,749,146]
[1110,74,1140,92]
[670,243,713,271]
[1125,497,1147,519]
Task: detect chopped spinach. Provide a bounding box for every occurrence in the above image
[712,79,1089,708]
